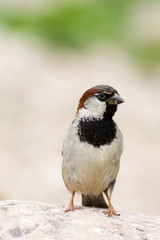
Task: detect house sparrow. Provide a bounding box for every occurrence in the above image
[62,85,124,216]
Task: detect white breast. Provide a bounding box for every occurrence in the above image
[62,118,123,196]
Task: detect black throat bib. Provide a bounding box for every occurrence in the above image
[78,117,117,147]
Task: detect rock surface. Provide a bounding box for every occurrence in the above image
[0,201,160,240]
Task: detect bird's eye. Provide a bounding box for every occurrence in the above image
[98,92,106,101]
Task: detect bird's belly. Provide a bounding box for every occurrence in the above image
[62,127,123,196]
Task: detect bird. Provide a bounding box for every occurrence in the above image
[62,85,124,216]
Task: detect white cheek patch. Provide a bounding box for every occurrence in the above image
[78,97,106,119]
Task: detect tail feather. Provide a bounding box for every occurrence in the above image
[82,193,108,208]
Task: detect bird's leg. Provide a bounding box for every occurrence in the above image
[65,191,75,211]
[103,191,119,217]
[65,192,82,212]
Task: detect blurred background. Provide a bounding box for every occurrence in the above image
[0,0,160,216]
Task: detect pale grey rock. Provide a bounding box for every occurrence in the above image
[0,200,160,240]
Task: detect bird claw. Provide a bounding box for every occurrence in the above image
[103,207,120,217]
[64,203,82,212]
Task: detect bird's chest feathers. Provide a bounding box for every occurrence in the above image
[63,117,122,165]
[78,117,116,147]
[62,117,123,195]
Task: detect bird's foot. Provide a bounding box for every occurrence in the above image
[64,202,82,212]
[103,207,120,217]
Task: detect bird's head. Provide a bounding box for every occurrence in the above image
[76,85,124,119]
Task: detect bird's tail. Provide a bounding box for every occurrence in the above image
[82,193,108,208]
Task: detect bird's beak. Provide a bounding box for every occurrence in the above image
[107,93,124,105]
